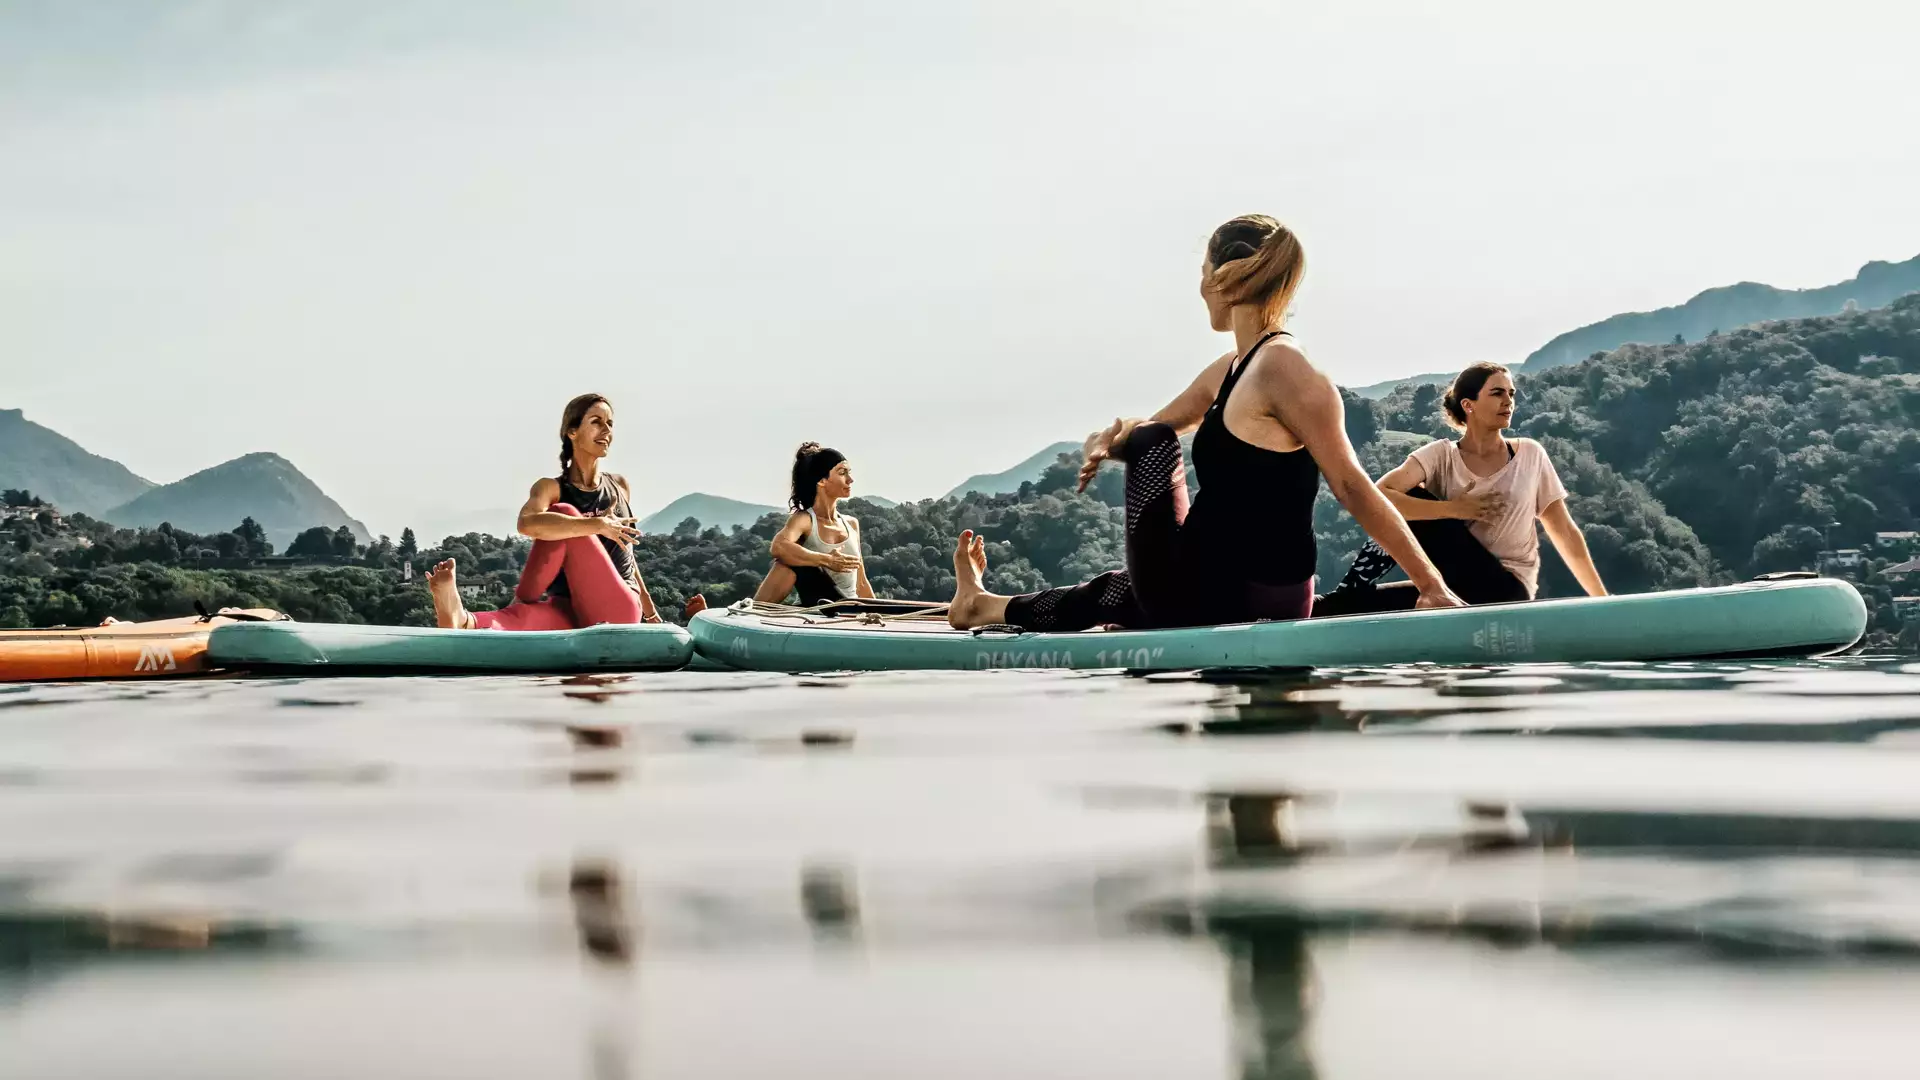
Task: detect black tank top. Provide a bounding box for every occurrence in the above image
[1180,330,1321,585]
[548,471,637,599]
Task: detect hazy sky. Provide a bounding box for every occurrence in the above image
[5,0,1918,538]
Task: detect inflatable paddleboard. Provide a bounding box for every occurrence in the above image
[0,609,287,682]
[689,577,1867,673]
[208,620,694,674]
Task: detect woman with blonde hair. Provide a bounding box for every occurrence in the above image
[946,214,1465,631]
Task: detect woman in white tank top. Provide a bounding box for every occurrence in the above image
[753,443,875,605]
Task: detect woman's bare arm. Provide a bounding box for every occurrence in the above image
[1149,351,1236,434]
[770,512,860,575]
[517,478,635,542]
[1375,460,1454,521]
[1077,352,1236,490]
[850,519,876,599]
[1540,499,1607,596]
[1377,459,1506,522]
[769,512,828,568]
[1260,346,1463,607]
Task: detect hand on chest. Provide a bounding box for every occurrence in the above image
[1440,445,1532,520]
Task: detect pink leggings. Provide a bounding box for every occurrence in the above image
[472,503,643,631]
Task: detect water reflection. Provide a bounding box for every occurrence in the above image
[568,860,633,967]
[2,660,1920,1076]
[0,906,301,1011]
[565,858,635,1080]
[559,674,635,705]
[1205,793,1529,865]
[1185,662,1920,743]
[565,724,628,786]
[1186,785,1920,958]
[799,863,862,943]
[1222,923,1318,1080]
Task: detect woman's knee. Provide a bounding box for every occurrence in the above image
[546,502,584,518]
[1116,420,1179,459]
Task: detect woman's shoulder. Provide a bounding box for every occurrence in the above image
[1244,335,1332,399]
[1252,332,1310,368]
[1509,437,1552,459]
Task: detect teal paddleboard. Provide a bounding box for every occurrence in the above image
[209,621,694,674]
[689,577,1866,673]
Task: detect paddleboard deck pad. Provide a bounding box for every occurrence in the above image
[689,578,1866,673]
[209,620,694,674]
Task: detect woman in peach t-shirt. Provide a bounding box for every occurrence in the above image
[1315,363,1607,615]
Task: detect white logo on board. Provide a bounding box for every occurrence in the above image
[133,644,178,672]
[1471,620,1535,658]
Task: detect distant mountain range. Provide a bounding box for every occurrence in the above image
[1355,253,1920,397]
[639,493,781,535]
[0,409,155,516]
[944,441,1079,499]
[2,409,369,549]
[104,452,371,550]
[637,491,899,534]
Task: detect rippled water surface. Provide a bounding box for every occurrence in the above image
[6,657,1920,1078]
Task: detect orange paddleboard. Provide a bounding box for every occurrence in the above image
[0,609,286,682]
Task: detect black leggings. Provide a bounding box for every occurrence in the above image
[792,565,849,607]
[1003,423,1315,631]
[1312,488,1528,617]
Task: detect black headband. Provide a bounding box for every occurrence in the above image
[803,447,846,485]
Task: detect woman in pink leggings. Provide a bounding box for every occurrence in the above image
[425,393,665,630]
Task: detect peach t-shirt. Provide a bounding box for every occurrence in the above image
[1406,437,1568,596]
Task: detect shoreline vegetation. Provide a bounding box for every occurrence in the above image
[5,298,1918,653]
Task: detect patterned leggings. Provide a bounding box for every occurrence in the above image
[1002,423,1314,631]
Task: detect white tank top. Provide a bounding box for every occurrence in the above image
[802,509,860,597]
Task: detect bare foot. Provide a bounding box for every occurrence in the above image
[947,530,996,629]
[683,594,709,619]
[426,558,472,629]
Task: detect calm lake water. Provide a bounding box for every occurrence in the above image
[5,657,1920,1079]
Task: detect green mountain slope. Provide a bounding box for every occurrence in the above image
[0,408,155,516]
[104,452,371,550]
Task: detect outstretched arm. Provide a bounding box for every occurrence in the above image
[1078,352,1236,490]
[1540,499,1607,596]
[1150,351,1236,434]
[1264,348,1464,608]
